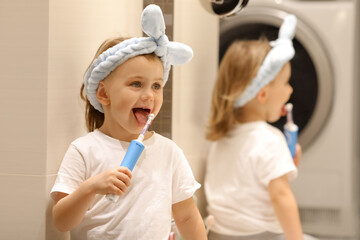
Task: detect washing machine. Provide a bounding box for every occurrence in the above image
[219,0,358,238]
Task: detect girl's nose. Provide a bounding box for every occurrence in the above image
[141,87,154,101]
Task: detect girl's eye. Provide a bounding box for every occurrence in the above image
[131,81,141,88]
[152,83,162,90]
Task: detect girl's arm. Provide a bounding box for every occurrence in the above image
[268,174,303,240]
[293,143,302,167]
[52,167,132,232]
[172,197,207,240]
[52,181,97,232]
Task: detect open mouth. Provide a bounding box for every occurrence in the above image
[133,108,151,125]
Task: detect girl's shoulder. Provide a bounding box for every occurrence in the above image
[70,129,118,150]
[146,132,181,150]
[145,133,188,164]
[232,121,284,142]
[71,130,101,144]
[262,122,284,138]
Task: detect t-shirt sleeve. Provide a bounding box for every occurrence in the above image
[255,136,298,187]
[50,144,86,200]
[171,149,201,204]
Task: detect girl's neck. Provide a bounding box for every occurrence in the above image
[236,105,266,124]
[98,125,136,142]
[98,125,154,142]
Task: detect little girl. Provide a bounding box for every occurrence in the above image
[50,4,206,240]
[204,15,310,240]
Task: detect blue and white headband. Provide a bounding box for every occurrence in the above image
[84,4,193,113]
[233,14,297,108]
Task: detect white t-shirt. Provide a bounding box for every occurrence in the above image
[205,121,297,236]
[51,129,200,240]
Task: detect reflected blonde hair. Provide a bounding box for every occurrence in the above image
[206,39,272,141]
[80,37,160,132]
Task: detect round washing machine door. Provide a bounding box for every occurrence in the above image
[220,6,334,151]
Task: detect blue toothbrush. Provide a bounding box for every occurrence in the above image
[106,113,155,202]
[284,103,298,158]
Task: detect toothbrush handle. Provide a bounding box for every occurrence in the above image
[284,123,298,158]
[120,140,144,171]
[106,139,145,202]
[106,193,119,202]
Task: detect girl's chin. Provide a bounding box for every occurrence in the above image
[132,122,144,132]
[268,112,282,123]
[268,117,280,123]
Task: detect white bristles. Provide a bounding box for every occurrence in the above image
[285,103,294,124]
[137,113,155,142]
[285,103,293,112]
[148,113,155,121]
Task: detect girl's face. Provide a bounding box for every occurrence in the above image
[98,55,164,141]
[265,62,293,123]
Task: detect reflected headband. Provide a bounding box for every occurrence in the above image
[234,14,297,108]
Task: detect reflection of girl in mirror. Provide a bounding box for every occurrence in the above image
[50,4,206,240]
[205,15,316,240]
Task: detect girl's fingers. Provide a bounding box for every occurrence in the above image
[112,177,130,196]
[115,171,131,186]
[118,167,132,179]
[110,170,132,195]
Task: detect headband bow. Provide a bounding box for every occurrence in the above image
[84,4,193,113]
[234,14,297,108]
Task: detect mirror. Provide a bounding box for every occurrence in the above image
[199,0,249,18]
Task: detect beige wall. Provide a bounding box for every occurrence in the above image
[0,0,142,239]
[173,0,219,216]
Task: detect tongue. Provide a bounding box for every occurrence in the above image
[281,106,287,117]
[133,109,149,125]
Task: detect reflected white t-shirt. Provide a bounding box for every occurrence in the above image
[51,130,200,240]
[205,121,297,236]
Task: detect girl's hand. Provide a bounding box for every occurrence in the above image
[293,143,302,167]
[52,167,131,232]
[86,167,132,196]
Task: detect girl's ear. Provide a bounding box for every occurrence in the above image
[96,81,110,106]
[256,87,268,104]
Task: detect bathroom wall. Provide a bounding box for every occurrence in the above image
[0,0,142,239]
[0,0,49,238]
[173,0,219,216]
[143,0,175,139]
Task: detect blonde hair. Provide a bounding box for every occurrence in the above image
[206,39,272,141]
[80,37,160,132]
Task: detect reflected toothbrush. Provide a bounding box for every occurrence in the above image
[284,103,298,158]
[106,113,155,202]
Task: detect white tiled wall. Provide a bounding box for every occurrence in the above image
[0,0,142,239]
[173,0,219,216]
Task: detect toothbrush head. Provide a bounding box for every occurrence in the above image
[285,103,293,112]
[138,113,156,141]
[148,113,155,121]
